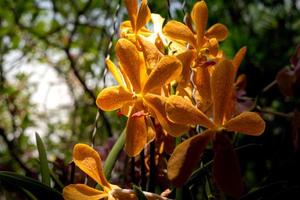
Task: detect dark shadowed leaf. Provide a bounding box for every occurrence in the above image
[0,171,63,200]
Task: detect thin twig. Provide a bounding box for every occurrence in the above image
[0,129,35,176]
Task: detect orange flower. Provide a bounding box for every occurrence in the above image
[63,144,120,200]
[165,59,265,197]
[96,38,186,157]
[120,0,152,42]
[63,144,168,200]
[162,1,228,111]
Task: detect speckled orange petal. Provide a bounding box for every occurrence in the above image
[166,95,214,128]
[124,0,138,31]
[211,59,235,125]
[144,94,188,137]
[136,0,151,33]
[163,20,196,48]
[105,58,126,88]
[167,129,213,186]
[223,111,265,136]
[138,36,163,70]
[191,1,208,47]
[125,103,148,157]
[143,56,182,93]
[73,144,110,188]
[176,50,196,83]
[63,184,107,200]
[205,23,228,41]
[96,86,133,111]
[208,38,219,56]
[194,66,212,110]
[116,38,143,91]
[233,47,247,75]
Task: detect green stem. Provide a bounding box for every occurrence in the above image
[104,130,126,180]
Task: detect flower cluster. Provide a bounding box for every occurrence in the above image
[64,0,265,199]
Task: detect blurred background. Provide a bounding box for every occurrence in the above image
[0,0,300,199]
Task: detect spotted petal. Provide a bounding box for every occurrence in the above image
[125,102,148,157]
[191,1,208,47]
[136,0,151,33]
[176,50,196,83]
[63,184,107,200]
[166,95,214,128]
[73,144,110,189]
[205,23,228,41]
[124,0,138,31]
[163,20,196,48]
[96,86,133,111]
[143,56,182,93]
[233,47,247,76]
[116,38,145,92]
[211,59,235,125]
[138,36,163,70]
[144,94,188,137]
[223,111,265,136]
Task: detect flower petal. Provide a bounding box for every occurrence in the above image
[176,50,196,83]
[124,0,138,31]
[205,23,228,41]
[194,65,212,111]
[163,20,196,48]
[125,103,148,157]
[213,134,244,198]
[136,0,151,33]
[191,1,208,47]
[142,56,182,93]
[138,36,163,70]
[96,86,133,111]
[144,94,188,137]
[166,95,214,128]
[105,58,126,88]
[116,38,144,92]
[211,59,235,125]
[167,130,213,186]
[73,144,110,188]
[233,46,247,76]
[223,111,265,135]
[63,184,107,200]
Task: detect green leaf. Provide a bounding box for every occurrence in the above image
[132,184,148,200]
[0,171,63,200]
[35,132,51,186]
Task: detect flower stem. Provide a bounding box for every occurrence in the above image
[147,140,156,192]
[104,129,126,180]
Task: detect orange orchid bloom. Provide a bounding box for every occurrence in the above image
[63,144,168,200]
[162,1,228,112]
[163,1,227,58]
[120,0,152,42]
[165,59,265,197]
[63,143,120,200]
[96,38,187,157]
